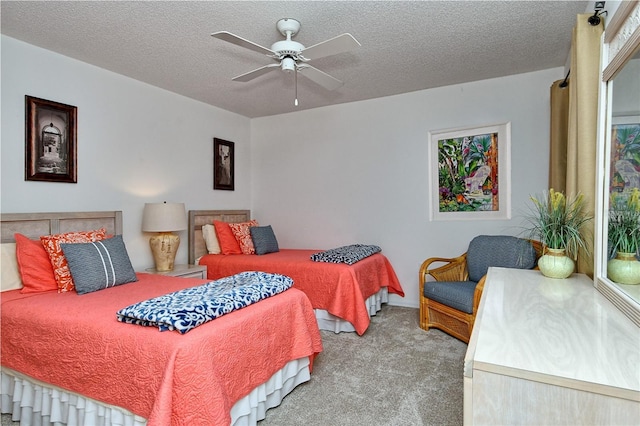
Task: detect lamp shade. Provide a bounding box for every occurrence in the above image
[141,202,187,232]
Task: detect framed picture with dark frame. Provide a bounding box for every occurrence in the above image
[25,95,77,183]
[213,138,235,191]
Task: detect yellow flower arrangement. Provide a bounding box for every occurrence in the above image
[609,188,640,255]
[525,188,592,259]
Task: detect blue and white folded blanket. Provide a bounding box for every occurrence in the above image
[116,271,293,334]
[310,244,382,265]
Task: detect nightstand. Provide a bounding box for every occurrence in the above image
[144,264,207,279]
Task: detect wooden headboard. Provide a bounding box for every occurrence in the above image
[0,211,123,243]
[188,210,250,264]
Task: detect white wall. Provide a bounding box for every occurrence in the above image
[1,36,252,270]
[251,68,562,308]
[2,35,562,309]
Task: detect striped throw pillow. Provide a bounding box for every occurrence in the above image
[61,235,138,295]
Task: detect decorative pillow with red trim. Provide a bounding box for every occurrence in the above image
[229,220,259,255]
[40,228,108,292]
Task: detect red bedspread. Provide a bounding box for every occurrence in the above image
[199,249,404,335]
[1,273,323,426]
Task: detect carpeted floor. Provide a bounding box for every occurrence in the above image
[1,305,467,426]
[258,305,467,426]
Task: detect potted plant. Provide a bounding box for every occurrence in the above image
[524,189,592,279]
[608,188,640,285]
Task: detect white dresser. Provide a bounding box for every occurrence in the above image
[464,267,640,425]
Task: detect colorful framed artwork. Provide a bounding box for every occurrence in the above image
[213,138,235,191]
[428,122,511,221]
[25,96,77,183]
[609,116,640,195]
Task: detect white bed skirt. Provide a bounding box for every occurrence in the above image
[314,286,389,333]
[1,357,311,426]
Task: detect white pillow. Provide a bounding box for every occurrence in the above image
[1,243,23,291]
[202,224,221,254]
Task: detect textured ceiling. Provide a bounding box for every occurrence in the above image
[1,1,590,118]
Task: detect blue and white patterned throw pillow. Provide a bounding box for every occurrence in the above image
[310,244,382,265]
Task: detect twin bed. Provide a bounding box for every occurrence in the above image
[0,211,323,426]
[1,209,404,425]
[188,210,405,335]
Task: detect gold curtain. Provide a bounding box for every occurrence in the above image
[549,79,570,192]
[550,13,603,276]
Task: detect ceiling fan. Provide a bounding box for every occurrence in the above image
[211,18,361,105]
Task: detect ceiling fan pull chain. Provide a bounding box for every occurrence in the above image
[294,64,299,106]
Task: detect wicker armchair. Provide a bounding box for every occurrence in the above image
[419,235,543,343]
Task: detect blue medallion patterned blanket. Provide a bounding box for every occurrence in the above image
[116,271,293,334]
[310,244,382,265]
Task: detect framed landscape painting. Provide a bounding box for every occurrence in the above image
[428,122,511,221]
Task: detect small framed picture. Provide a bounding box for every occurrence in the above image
[214,138,234,191]
[25,95,77,183]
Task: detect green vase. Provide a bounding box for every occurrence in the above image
[607,252,640,285]
[538,248,575,279]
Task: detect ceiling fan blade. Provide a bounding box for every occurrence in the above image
[297,64,344,91]
[300,33,361,61]
[211,31,275,56]
[232,63,280,82]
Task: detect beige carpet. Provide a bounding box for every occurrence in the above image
[258,305,467,425]
[2,306,467,426]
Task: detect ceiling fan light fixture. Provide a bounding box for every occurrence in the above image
[281,57,296,73]
[212,18,360,97]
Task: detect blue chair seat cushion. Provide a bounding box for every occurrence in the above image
[424,280,477,314]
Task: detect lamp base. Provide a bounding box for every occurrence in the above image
[149,232,180,272]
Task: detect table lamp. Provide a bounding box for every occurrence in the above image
[141,202,187,271]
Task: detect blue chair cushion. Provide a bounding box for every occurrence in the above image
[423,280,477,314]
[466,235,537,283]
